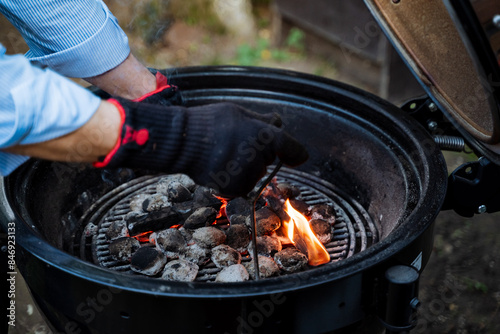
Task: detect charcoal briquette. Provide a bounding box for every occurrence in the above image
[211,244,242,268]
[130,246,167,276]
[109,237,140,263]
[310,219,333,244]
[183,207,218,230]
[215,264,249,282]
[179,244,210,265]
[248,235,282,256]
[255,207,281,236]
[142,193,171,212]
[310,204,336,225]
[127,206,183,235]
[166,180,192,202]
[274,247,308,273]
[129,193,149,212]
[244,255,280,279]
[192,226,226,249]
[105,219,129,240]
[161,259,199,282]
[225,224,250,251]
[225,197,252,220]
[154,228,186,255]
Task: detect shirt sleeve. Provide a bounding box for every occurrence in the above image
[0,44,101,176]
[0,0,130,78]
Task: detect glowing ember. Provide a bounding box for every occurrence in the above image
[283,199,330,266]
[132,231,153,243]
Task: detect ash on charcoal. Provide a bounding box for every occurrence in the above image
[125,210,148,223]
[244,255,280,279]
[161,259,199,282]
[255,207,281,236]
[228,214,250,226]
[105,220,129,240]
[310,219,333,244]
[142,194,171,212]
[183,207,218,230]
[83,222,98,238]
[225,197,252,220]
[274,247,308,273]
[127,206,183,235]
[130,247,167,276]
[109,237,140,262]
[310,204,336,225]
[248,235,282,256]
[225,224,250,251]
[170,200,196,220]
[192,186,223,211]
[215,264,249,282]
[179,244,210,265]
[211,244,242,268]
[276,182,301,199]
[178,227,193,243]
[153,228,186,256]
[161,174,197,192]
[129,193,149,212]
[192,226,226,249]
[165,180,192,203]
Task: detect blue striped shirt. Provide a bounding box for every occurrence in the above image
[0,0,131,175]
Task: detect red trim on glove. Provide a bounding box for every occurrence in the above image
[133,72,171,102]
[93,98,127,168]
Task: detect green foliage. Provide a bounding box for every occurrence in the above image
[169,0,226,34]
[236,43,259,66]
[285,27,305,52]
[463,277,488,293]
[234,28,305,66]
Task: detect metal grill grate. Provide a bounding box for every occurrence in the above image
[76,168,378,281]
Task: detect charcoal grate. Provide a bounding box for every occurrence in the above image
[75,167,378,281]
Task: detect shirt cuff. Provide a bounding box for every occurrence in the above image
[25,9,130,78]
[0,153,29,176]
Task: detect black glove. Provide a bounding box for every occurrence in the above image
[94,98,308,197]
[132,72,183,106]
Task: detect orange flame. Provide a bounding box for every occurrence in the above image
[132,231,153,243]
[213,195,228,219]
[283,199,330,266]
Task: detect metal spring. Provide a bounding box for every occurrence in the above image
[433,135,466,152]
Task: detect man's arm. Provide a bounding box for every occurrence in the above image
[2,100,121,163]
[0,0,156,99]
[84,53,157,100]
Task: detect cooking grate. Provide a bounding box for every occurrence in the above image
[74,167,378,281]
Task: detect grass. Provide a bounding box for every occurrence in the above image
[234,28,305,66]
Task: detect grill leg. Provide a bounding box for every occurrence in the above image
[379,265,420,333]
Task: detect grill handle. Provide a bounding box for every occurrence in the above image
[379,265,420,333]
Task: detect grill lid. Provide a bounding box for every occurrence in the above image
[364,0,500,160]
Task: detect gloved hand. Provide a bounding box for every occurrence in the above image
[132,72,183,106]
[94,98,308,197]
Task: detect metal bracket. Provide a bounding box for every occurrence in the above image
[442,157,500,217]
[400,98,500,216]
[400,96,469,152]
[400,96,461,137]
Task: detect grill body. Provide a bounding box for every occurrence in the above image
[0,67,447,333]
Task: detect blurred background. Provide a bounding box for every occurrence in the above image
[1,0,499,333]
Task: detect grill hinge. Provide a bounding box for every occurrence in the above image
[443,157,500,216]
